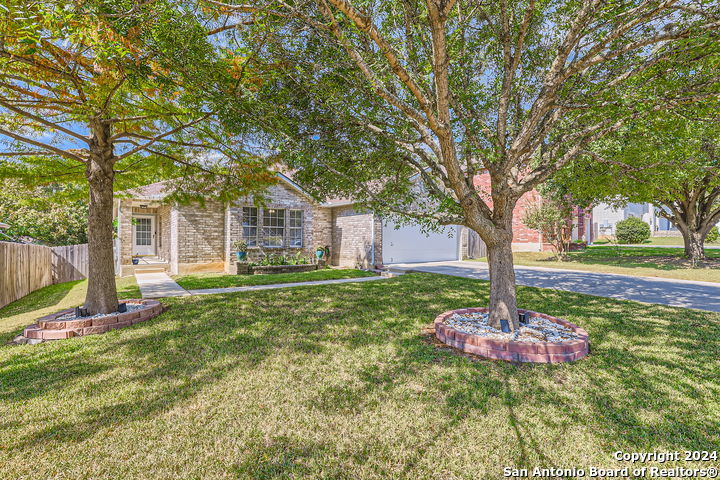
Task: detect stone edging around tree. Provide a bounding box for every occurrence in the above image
[434,307,589,363]
[20,299,163,342]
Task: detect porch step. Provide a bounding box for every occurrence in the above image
[133,265,168,273]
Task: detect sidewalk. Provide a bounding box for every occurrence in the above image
[135,271,190,298]
[187,275,387,295]
[135,271,387,298]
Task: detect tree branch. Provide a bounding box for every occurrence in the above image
[0,127,86,163]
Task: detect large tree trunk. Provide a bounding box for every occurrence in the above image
[681,227,706,264]
[84,121,119,315]
[485,230,519,331]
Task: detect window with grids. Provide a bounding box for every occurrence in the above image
[242,207,258,246]
[135,217,152,246]
[262,208,285,247]
[288,210,304,247]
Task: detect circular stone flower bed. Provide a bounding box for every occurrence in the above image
[20,299,163,343]
[434,308,589,363]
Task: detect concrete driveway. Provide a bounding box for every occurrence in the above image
[387,261,720,312]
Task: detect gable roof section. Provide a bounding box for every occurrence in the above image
[119,180,171,200]
[119,173,332,205]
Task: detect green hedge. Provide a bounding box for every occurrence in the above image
[616,217,651,244]
[707,226,719,243]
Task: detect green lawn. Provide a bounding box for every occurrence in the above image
[0,276,140,343]
[483,246,720,283]
[641,236,720,246]
[593,236,720,246]
[174,268,377,290]
[1,273,718,479]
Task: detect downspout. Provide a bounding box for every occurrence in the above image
[369,213,375,268]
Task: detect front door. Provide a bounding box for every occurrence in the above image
[133,215,155,256]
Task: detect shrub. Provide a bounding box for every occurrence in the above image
[250,252,312,267]
[615,217,650,244]
[707,226,719,243]
[522,201,572,259]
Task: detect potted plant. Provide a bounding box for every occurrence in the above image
[315,245,326,260]
[233,241,248,262]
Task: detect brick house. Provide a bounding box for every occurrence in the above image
[472,174,592,252]
[114,172,586,275]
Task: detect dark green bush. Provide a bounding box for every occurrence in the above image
[707,226,719,243]
[615,217,651,244]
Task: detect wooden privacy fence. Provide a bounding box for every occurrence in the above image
[466,230,488,259]
[0,242,89,309]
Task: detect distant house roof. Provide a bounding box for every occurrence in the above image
[119,180,172,200]
[321,198,355,207]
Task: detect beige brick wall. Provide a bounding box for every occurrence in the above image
[226,183,333,270]
[157,205,171,262]
[118,199,134,265]
[169,208,178,274]
[175,202,225,265]
[331,206,381,268]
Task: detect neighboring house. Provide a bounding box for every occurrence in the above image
[591,202,687,238]
[473,175,592,249]
[115,173,585,275]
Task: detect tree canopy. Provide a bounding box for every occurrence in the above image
[0,0,276,313]
[210,0,720,328]
[0,0,273,199]
[552,107,720,261]
[0,181,88,246]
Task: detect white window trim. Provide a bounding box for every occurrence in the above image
[262,208,286,248]
[288,209,304,248]
[241,207,258,247]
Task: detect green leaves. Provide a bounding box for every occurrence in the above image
[0,181,89,246]
[0,0,275,201]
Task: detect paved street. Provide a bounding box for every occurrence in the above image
[388,261,720,312]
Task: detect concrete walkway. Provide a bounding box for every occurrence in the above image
[134,271,388,298]
[135,271,190,298]
[187,275,387,295]
[388,261,720,312]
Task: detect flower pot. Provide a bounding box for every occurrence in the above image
[315,249,325,260]
[132,258,140,265]
[236,251,248,261]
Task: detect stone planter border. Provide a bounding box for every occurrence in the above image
[236,263,319,275]
[434,307,589,363]
[22,299,163,342]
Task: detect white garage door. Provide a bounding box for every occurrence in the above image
[383,221,459,264]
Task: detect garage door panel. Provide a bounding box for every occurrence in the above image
[383,222,458,263]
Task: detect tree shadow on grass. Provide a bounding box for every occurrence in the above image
[2,273,718,475]
[0,280,83,319]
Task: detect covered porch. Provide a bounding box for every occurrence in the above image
[115,198,172,276]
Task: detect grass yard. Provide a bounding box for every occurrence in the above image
[1,273,718,479]
[174,268,377,290]
[0,276,140,344]
[641,236,720,247]
[593,236,720,246]
[481,246,720,283]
